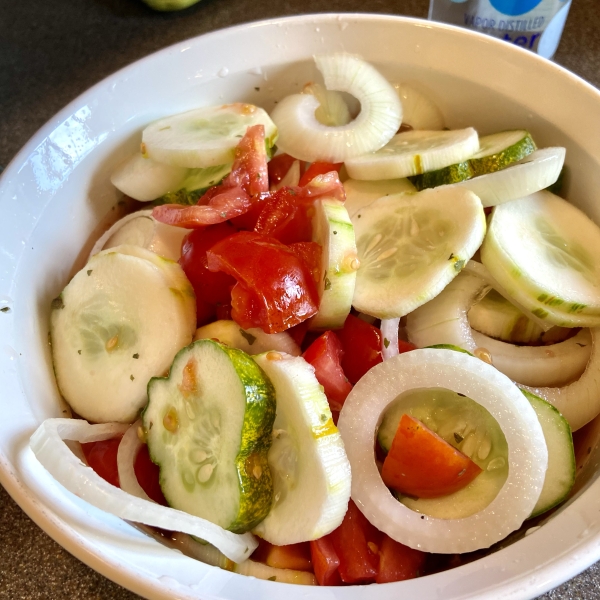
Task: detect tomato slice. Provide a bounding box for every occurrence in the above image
[288,241,322,287]
[252,539,313,572]
[207,231,319,333]
[81,437,122,488]
[179,222,237,325]
[375,534,426,584]
[135,443,167,506]
[310,537,342,586]
[329,500,380,584]
[336,314,383,384]
[302,331,352,412]
[268,153,305,185]
[381,414,483,499]
[298,162,342,187]
[152,124,268,228]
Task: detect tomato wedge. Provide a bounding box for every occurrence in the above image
[302,331,352,412]
[381,414,482,499]
[81,437,122,488]
[310,537,342,586]
[298,162,342,187]
[207,231,319,333]
[268,153,304,185]
[376,535,426,584]
[336,314,383,384]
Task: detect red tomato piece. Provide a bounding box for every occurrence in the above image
[268,153,304,185]
[302,331,352,412]
[207,231,319,333]
[298,162,342,187]
[310,536,342,586]
[252,539,313,572]
[134,444,167,506]
[336,314,383,384]
[329,500,380,584]
[81,437,122,488]
[301,171,346,202]
[226,123,269,196]
[381,414,483,499]
[398,339,418,353]
[375,535,426,584]
[288,241,322,287]
[179,222,237,325]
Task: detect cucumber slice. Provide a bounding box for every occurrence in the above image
[409,160,473,191]
[468,289,571,344]
[50,251,196,424]
[343,177,416,217]
[89,210,190,261]
[143,339,276,533]
[377,387,509,520]
[468,130,536,177]
[252,353,351,544]
[394,83,445,131]
[142,103,278,168]
[156,164,233,205]
[351,187,486,319]
[454,147,566,207]
[310,199,358,330]
[344,128,479,181]
[111,153,188,202]
[194,319,300,356]
[472,328,591,387]
[522,390,575,518]
[481,191,600,327]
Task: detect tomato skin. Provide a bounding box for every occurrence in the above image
[336,315,383,384]
[207,231,319,333]
[310,537,342,586]
[288,241,322,287]
[268,153,304,185]
[298,162,342,187]
[302,331,352,411]
[399,339,418,353]
[134,443,168,506]
[179,222,237,324]
[382,414,483,498]
[329,500,380,584]
[81,437,122,488]
[375,535,426,584]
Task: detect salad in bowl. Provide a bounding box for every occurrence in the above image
[3,13,600,600]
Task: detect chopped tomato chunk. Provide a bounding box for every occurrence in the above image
[298,162,342,187]
[310,537,342,586]
[135,443,167,506]
[336,314,383,384]
[207,231,319,333]
[302,331,352,411]
[398,339,418,353]
[253,539,313,572]
[81,437,122,488]
[376,535,426,584]
[268,153,305,185]
[382,414,482,498]
[288,241,322,287]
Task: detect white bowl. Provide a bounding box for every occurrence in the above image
[1,13,600,600]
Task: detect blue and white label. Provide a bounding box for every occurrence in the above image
[489,0,543,16]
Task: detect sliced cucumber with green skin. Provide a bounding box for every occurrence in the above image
[468,289,572,345]
[111,153,188,202]
[344,128,479,181]
[481,190,600,328]
[468,130,536,177]
[377,387,509,520]
[89,210,190,261]
[194,319,300,356]
[50,250,196,424]
[351,187,486,319]
[310,199,359,330]
[142,103,278,168]
[155,163,233,205]
[521,390,575,518]
[343,177,416,217]
[454,147,565,207]
[143,339,276,533]
[409,160,473,191]
[252,352,351,544]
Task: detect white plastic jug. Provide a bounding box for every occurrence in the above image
[428,0,573,59]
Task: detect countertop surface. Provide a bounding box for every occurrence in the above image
[1,0,600,598]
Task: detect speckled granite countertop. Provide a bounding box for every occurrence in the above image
[1,1,600,598]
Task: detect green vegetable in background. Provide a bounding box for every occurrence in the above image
[142,0,201,11]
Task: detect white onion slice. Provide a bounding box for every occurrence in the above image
[89,209,190,261]
[393,83,445,130]
[472,328,592,387]
[522,327,600,432]
[30,419,257,563]
[406,271,490,352]
[381,318,400,360]
[464,260,553,332]
[302,82,352,127]
[337,349,547,554]
[117,420,152,502]
[270,53,402,162]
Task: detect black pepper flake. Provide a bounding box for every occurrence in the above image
[268,576,277,581]
[130,375,135,381]
[448,253,454,260]
[133,353,139,359]
[51,297,65,310]
[454,432,464,443]
[324,276,332,291]
[255,87,260,91]
[320,413,328,422]
[87,269,93,276]
[457,392,466,397]
[0,306,10,313]
[333,230,338,235]
[421,515,425,520]
[239,329,257,345]
[78,350,82,355]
